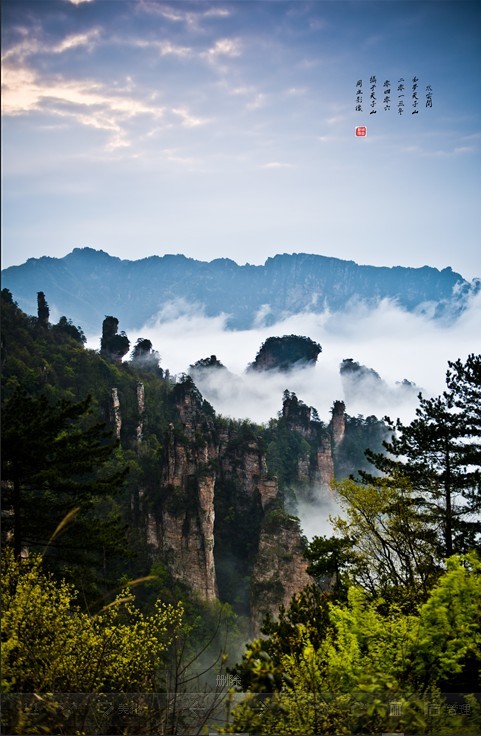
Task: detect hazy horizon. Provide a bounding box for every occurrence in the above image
[5,245,479,281]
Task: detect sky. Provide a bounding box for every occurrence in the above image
[2,0,481,280]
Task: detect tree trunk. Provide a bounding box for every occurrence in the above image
[444,443,453,557]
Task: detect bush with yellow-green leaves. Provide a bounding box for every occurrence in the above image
[223,553,481,735]
[1,548,184,733]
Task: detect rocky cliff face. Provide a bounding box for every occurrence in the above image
[110,388,122,439]
[250,511,312,633]
[112,379,348,630]
[143,379,218,600]
[281,392,342,500]
[331,400,346,446]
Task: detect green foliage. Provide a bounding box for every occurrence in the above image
[1,388,128,598]
[250,334,322,372]
[36,291,49,325]
[190,354,226,370]
[413,552,481,691]
[2,286,15,304]
[52,315,86,344]
[230,585,332,693]
[1,548,184,733]
[328,474,441,605]
[225,554,481,735]
[265,415,312,489]
[130,337,162,373]
[5,290,479,735]
[214,474,263,615]
[362,354,481,558]
[2,548,183,693]
[304,534,355,599]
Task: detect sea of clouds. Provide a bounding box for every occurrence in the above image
[107,291,481,427]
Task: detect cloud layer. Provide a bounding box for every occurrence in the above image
[91,291,481,427]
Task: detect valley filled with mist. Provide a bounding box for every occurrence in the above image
[111,286,481,427]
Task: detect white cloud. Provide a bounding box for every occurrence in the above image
[133,39,192,58]
[204,8,231,20]
[1,63,209,149]
[1,64,164,148]
[202,38,242,62]
[295,495,340,541]
[260,162,294,169]
[115,293,481,427]
[53,29,100,53]
[171,106,210,128]
[222,83,268,112]
[229,85,254,96]
[2,27,100,64]
[137,2,231,30]
[98,294,480,546]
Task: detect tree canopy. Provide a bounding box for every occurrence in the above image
[225,553,481,735]
[1,388,129,597]
[361,353,481,558]
[249,335,322,372]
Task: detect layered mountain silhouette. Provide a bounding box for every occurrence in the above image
[2,247,478,334]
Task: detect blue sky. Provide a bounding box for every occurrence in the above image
[2,0,480,278]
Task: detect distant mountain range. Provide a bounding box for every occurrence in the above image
[2,248,479,334]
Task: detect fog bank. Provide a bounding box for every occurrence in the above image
[87,292,481,425]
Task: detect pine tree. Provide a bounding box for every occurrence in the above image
[444,353,481,549]
[37,291,49,326]
[362,354,481,559]
[1,388,129,596]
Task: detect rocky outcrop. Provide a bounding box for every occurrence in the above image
[331,400,346,447]
[281,391,338,498]
[136,382,144,444]
[119,377,322,624]
[282,390,311,435]
[316,435,335,494]
[152,378,219,600]
[37,291,49,326]
[100,316,130,363]
[110,388,121,439]
[249,335,322,372]
[213,427,280,615]
[250,510,312,634]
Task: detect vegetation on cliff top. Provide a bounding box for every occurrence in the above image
[249,334,322,372]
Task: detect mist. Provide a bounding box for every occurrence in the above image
[289,487,343,541]
[100,291,481,426]
[84,293,480,544]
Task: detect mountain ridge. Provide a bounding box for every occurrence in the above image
[2,247,478,334]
